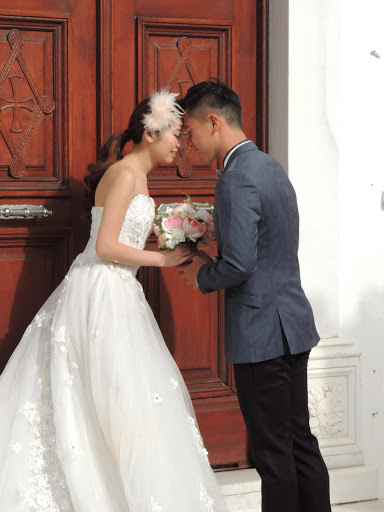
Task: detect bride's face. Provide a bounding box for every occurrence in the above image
[151,124,181,164]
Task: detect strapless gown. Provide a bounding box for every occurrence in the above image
[0,194,228,512]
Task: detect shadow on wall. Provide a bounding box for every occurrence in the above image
[345,286,384,437]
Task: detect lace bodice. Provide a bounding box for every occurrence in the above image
[73,194,155,279]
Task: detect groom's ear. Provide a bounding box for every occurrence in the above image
[209,114,220,134]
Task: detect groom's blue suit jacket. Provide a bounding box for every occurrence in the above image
[197,142,320,364]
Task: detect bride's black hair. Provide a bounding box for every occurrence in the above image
[83,98,151,214]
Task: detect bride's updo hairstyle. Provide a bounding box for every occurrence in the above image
[84,98,151,214]
[84,90,184,214]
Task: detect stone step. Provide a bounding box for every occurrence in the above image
[333,500,384,511]
[216,466,379,512]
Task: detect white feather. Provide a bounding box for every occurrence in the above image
[143,90,184,133]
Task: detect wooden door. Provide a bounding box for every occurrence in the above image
[0,0,268,469]
[101,0,268,468]
[0,1,96,368]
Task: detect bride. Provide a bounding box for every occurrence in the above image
[0,90,228,512]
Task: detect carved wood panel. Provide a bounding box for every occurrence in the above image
[142,235,231,398]
[157,265,229,396]
[0,19,67,189]
[137,17,231,183]
[0,231,69,372]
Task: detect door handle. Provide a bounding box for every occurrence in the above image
[0,204,53,219]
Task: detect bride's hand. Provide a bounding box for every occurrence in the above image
[161,245,194,267]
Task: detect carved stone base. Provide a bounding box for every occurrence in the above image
[308,338,363,469]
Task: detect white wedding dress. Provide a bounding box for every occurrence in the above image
[0,194,228,512]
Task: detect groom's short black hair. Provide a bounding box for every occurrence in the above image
[179,80,242,129]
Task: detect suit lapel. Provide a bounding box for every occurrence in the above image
[214,141,258,256]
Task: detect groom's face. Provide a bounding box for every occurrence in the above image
[183,112,217,164]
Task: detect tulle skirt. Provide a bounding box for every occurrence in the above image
[0,261,228,511]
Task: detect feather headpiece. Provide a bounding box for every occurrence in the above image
[143,90,184,134]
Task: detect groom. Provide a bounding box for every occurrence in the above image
[179,81,331,512]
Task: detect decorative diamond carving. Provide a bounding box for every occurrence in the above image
[167,37,198,91]
[0,75,34,133]
[167,37,198,178]
[0,29,55,179]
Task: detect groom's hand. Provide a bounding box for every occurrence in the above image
[178,253,211,289]
[194,249,213,265]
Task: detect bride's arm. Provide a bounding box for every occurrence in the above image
[95,170,192,267]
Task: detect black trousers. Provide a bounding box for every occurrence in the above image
[234,350,331,512]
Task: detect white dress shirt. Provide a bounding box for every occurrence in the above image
[223,139,251,169]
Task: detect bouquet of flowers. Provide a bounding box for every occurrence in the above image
[153,195,215,250]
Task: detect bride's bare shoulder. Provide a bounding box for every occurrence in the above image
[95,163,136,206]
[104,160,136,182]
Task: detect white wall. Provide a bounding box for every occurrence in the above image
[269,0,384,498]
[339,0,384,497]
[270,0,340,337]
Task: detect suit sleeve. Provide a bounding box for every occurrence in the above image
[197,169,261,293]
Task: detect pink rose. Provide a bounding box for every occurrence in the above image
[172,203,196,219]
[162,215,183,233]
[182,217,206,242]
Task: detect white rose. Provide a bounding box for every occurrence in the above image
[196,209,210,222]
[166,239,176,249]
[173,203,197,219]
[168,228,186,245]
